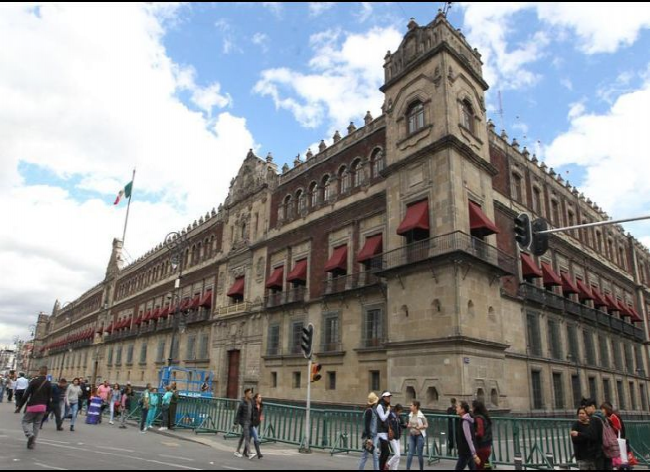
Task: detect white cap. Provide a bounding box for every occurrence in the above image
[381,391,392,398]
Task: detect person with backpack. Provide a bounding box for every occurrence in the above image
[472,400,493,470]
[358,392,379,470]
[455,401,480,470]
[387,404,407,470]
[570,406,597,470]
[583,398,619,470]
[17,366,52,450]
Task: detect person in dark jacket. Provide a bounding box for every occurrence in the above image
[582,398,609,470]
[50,379,68,431]
[168,382,179,430]
[472,400,493,470]
[376,392,393,471]
[387,404,407,470]
[455,401,480,470]
[447,398,459,454]
[233,388,254,459]
[571,406,596,470]
[18,366,52,450]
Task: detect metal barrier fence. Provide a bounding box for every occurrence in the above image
[127,395,650,469]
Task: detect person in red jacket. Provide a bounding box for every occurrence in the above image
[472,400,493,470]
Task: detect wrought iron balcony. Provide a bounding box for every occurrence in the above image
[264,286,307,309]
[186,310,211,325]
[323,272,382,296]
[371,231,515,275]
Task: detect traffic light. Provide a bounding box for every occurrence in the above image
[301,323,314,359]
[531,218,549,256]
[311,363,322,382]
[514,213,532,250]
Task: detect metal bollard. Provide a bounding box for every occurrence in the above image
[514,456,523,470]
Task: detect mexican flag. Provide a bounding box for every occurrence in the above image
[114,181,133,205]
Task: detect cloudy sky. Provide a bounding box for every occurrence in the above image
[2,2,650,347]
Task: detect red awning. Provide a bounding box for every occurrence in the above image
[265,266,285,290]
[591,287,608,307]
[143,310,152,322]
[188,295,201,310]
[96,325,103,334]
[287,259,308,283]
[576,280,593,301]
[541,262,562,287]
[357,235,383,264]
[616,299,633,317]
[324,245,348,273]
[561,272,579,295]
[105,323,114,334]
[159,306,170,318]
[397,200,429,235]
[521,253,543,278]
[469,201,499,237]
[199,291,213,308]
[627,304,643,323]
[134,314,143,326]
[179,298,192,312]
[604,294,620,313]
[227,277,245,298]
[149,308,160,320]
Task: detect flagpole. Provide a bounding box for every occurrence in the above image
[121,168,136,247]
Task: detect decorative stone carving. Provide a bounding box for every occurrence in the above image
[347,122,357,135]
[266,152,273,163]
[333,130,341,143]
[306,148,313,160]
[364,111,373,125]
[318,140,327,153]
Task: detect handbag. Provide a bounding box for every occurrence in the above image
[617,432,628,465]
[363,440,375,453]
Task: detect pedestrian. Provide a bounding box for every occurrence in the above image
[447,398,458,454]
[571,406,597,470]
[387,404,407,470]
[7,373,15,403]
[583,398,618,470]
[145,384,159,430]
[139,383,151,433]
[14,373,29,413]
[96,380,111,424]
[49,378,67,431]
[78,379,89,415]
[159,385,172,431]
[168,381,179,430]
[376,391,392,471]
[0,374,6,403]
[109,383,121,425]
[233,388,255,459]
[406,400,428,471]
[601,401,626,469]
[251,393,264,459]
[455,401,480,470]
[17,366,52,450]
[358,392,379,471]
[120,384,134,429]
[472,400,493,470]
[65,378,82,432]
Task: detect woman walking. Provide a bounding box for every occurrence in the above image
[570,406,596,470]
[358,392,379,470]
[406,400,428,471]
[471,401,493,470]
[109,383,121,425]
[65,378,83,432]
[145,385,159,430]
[139,383,151,433]
[455,401,481,470]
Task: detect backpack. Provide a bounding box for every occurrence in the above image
[598,416,621,459]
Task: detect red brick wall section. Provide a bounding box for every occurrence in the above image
[495,207,519,297]
[266,193,386,299]
[489,145,509,196]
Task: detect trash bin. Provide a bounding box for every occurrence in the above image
[86,396,102,425]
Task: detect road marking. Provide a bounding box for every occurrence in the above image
[33,463,67,470]
[222,467,243,471]
[96,445,135,453]
[144,459,200,470]
[159,454,195,462]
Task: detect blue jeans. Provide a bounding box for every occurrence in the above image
[455,454,476,470]
[406,434,425,470]
[69,403,79,428]
[0,386,5,402]
[358,436,379,470]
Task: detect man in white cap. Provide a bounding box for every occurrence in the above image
[376,391,392,470]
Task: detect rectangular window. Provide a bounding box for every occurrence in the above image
[571,375,581,409]
[364,309,383,348]
[527,313,542,357]
[640,384,648,411]
[548,320,562,360]
[567,325,580,362]
[157,340,166,363]
[115,346,122,366]
[83,352,88,368]
[126,345,134,365]
[293,372,301,389]
[291,321,304,355]
[199,334,209,360]
[186,335,196,361]
[617,381,626,410]
[531,371,544,410]
[613,340,623,370]
[553,373,564,410]
[327,372,336,391]
[107,347,114,366]
[323,313,340,352]
[551,200,561,226]
[140,343,147,364]
[588,377,597,401]
[630,382,637,411]
[635,346,645,376]
[603,379,612,403]
[267,324,280,356]
[584,330,596,365]
[599,336,610,369]
[624,344,634,373]
[370,371,381,392]
[171,338,179,361]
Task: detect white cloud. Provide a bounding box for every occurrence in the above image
[252,32,269,54]
[261,2,283,18]
[0,5,256,345]
[545,73,650,230]
[215,18,241,55]
[309,2,336,17]
[567,101,586,120]
[254,26,402,131]
[356,3,374,23]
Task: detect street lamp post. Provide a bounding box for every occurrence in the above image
[164,232,188,368]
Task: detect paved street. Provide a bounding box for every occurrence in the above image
[0,402,475,470]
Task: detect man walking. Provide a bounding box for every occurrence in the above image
[17,366,52,450]
[50,378,68,431]
[96,380,111,424]
[234,388,255,459]
[14,373,29,413]
[447,398,458,454]
[168,382,179,431]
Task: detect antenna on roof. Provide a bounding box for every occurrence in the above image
[442,2,453,16]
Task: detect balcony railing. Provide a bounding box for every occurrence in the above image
[324,272,382,296]
[216,301,253,316]
[186,310,211,325]
[564,299,582,318]
[264,286,307,309]
[371,231,515,275]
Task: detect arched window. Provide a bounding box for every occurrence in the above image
[296,189,305,215]
[284,195,293,220]
[427,387,439,405]
[351,159,362,188]
[407,101,425,134]
[308,181,318,208]
[619,246,626,270]
[406,386,417,403]
[370,149,384,179]
[532,187,542,214]
[241,222,247,240]
[338,166,349,194]
[322,175,332,202]
[461,99,475,134]
[512,173,523,202]
[491,389,499,407]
